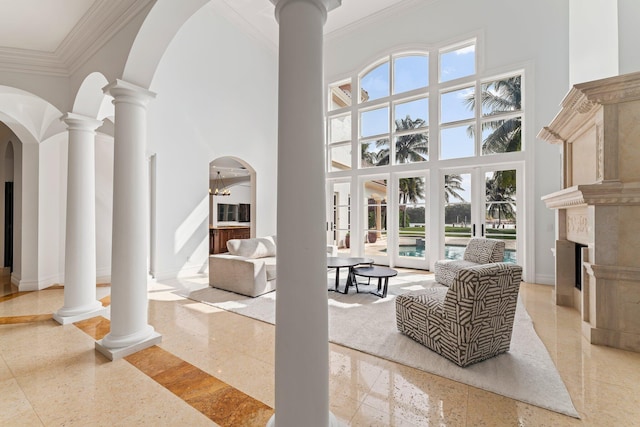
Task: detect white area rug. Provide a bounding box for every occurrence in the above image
[179,274,579,418]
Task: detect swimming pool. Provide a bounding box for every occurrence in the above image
[397,244,517,263]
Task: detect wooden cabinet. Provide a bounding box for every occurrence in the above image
[210,226,250,254]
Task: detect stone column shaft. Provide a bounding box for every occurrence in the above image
[96,80,161,360]
[270,1,341,426]
[54,113,104,324]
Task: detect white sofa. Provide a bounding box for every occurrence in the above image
[209,235,338,297]
[209,236,277,297]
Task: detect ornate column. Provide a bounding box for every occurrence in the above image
[95,80,161,360]
[54,113,105,324]
[269,1,341,426]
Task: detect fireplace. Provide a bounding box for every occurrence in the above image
[539,71,640,353]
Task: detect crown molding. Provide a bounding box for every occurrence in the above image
[213,0,278,53]
[62,0,155,75]
[0,0,154,78]
[0,46,67,76]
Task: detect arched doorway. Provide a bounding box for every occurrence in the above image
[208,157,256,254]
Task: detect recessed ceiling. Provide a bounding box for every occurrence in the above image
[0,0,94,52]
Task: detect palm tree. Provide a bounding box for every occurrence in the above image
[465,75,521,154]
[485,175,516,227]
[444,174,465,203]
[399,177,424,204]
[399,177,425,227]
[360,140,378,167]
[375,115,428,165]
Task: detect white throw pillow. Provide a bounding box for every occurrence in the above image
[227,236,276,259]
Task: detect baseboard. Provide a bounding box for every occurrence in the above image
[96,275,111,284]
[535,274,555,286]
[16,279,40,291]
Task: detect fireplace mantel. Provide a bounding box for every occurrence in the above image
[539,71,640,353]
[541,181,640,209]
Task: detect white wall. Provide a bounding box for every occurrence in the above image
[95,132,114,281]
[569,0,619,85]
[19,143,39,288]
[147,3,278,278]
[618,0,640,75]
[38,134,66,285]
[324,0,570,284]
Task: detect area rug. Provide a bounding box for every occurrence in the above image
[179,274,579,418]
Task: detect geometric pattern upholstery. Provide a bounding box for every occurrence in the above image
[463,238,505,264]
[396,262,523,367]
[434,238,506,287]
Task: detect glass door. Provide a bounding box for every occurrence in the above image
[441,166,519,263]
[363,177,388,263]
[442,170,473,260]
[328,180,351,255]
[482,167,518,263]
[394,173,428,268]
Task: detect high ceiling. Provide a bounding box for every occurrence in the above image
[0,0,413,180]
[0,0,412,53]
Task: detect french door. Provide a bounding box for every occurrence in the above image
[393,172,428,269]
[360,172,429,269]
[442,165,520,263]
[328,180,351,255]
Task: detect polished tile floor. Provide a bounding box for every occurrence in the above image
[2,268,640,426]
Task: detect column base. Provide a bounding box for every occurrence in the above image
[267,412,343,427]
[53,301,105,325]
[95,331,161,361]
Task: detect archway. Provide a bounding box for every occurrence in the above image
[208,157,256,254]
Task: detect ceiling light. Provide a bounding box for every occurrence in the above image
[212,171,231,196]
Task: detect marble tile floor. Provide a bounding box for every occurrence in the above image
[2,268,640,426]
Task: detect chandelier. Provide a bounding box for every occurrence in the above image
[211,171,231,196]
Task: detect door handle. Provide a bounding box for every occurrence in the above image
[481,224,485,236]
[472,224,476,236]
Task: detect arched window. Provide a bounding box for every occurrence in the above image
[326,38,524,271]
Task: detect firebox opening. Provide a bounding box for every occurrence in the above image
[575,243,587,291]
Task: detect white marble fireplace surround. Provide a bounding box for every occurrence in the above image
[539,71,640,353]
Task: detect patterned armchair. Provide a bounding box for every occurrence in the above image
[396,263,523,367]
[434,238,505,287]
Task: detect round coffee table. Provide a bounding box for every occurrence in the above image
[327,257,374,294]
[352,265,398,298]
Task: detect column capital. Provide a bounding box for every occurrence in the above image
[103,79,156,107]
[271,0,341,23]
[60,112,103,132]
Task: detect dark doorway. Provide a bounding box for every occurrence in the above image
[575,243,587,291]
[4,181,13,271]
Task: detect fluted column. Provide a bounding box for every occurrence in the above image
[269,1,341,426]
[96,80,161,360]
[54,113,105,325]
